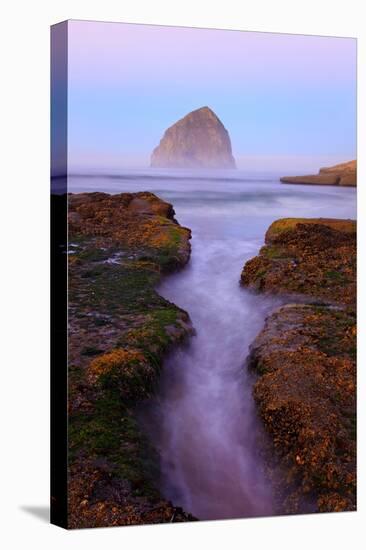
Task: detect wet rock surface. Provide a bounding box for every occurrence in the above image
[242,218,356,513]
[66,192,196,528]
[241,218,356,305]
[280,160,357,186]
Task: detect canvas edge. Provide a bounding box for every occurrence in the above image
[50,19,68,529]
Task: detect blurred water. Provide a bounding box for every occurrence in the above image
[69,171,356,519]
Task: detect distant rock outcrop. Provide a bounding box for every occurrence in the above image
[151,106,236,169]
[280,160,357,187]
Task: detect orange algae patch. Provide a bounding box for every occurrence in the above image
[89,348,156,401]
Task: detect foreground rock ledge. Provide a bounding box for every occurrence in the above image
[63,192,196,528]
[242,218,356,513]
[242,217,356,305]
[280,160,357,187]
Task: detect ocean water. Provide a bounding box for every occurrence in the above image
[69,170,356,519]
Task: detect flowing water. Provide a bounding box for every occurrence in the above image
[69,170,356,519]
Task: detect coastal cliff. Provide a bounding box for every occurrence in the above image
[151,106,236,169]
[66,192,195,528]
[241,218,356,513]
[280,160,357,187]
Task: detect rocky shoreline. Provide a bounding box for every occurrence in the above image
[280,160,356,187]
[67,192,196,528]
[65,191,356,523]
[241,218,356,513]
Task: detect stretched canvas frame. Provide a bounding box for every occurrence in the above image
[51,20,357,529]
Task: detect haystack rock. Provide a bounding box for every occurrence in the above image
[151,106,236,169]
[280,160,357,187]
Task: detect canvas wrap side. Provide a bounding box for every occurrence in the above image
[50,20,68,529]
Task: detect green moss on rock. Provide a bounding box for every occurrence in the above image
[66,192,194,528]
[242,218,356,305]
[242,217,356,515]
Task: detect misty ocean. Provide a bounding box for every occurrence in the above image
[68,170,356,519]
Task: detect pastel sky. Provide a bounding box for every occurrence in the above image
[67,20,356,173]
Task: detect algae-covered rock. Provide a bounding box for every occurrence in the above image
[247,304,356,513]
[241,217,356,514]
[68,457,196,529]
[68,191,191,270]
[241,218,356,305]
[264,217,356,243]
[66,192,195,528]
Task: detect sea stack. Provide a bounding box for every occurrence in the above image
[151,106,236,169]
